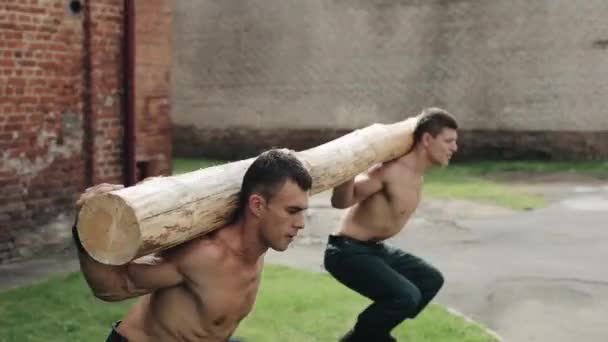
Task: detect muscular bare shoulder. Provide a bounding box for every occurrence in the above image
[164,233,228,277]
[382,159,420,188]
[365,161,394,181]
[378,160,404,180]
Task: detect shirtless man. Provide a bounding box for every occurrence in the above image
[324,108,459,342]
[72,149,312,342]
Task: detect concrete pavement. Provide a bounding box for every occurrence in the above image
[266,184,608,342]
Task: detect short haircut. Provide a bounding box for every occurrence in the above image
[235,149,312,217]
[413,107,459,144]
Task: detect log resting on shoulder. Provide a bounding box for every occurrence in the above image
[77,116,419,265]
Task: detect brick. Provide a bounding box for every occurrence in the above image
[4,123,23,131]
[15,96,38,104]
[7,78,26,87]
[20,6,46,15]
[16,59,36,67]
[0,59,15,67]
[0,22,18,30]
[35,33,51,40]
[19,24,37,31]
[5,31,23,40]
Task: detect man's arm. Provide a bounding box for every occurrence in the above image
[73,184,184,302]
[76,243,184,302]
[330,165,384,209]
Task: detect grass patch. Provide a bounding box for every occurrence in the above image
[0,272,133,342]
[237,265,498,341]
[422,160,607,209]
[446,160,608,177]
[424,167,546,210]
[0,265,498,342]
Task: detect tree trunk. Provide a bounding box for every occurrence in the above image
[77,117,418,265]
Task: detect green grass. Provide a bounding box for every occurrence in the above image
[0,265,498,342]
[237,266,498,342]
[422,160,607,209]
[423,167,546,210]
[444,160,608,177]
[172,158,608,210]
[0,271,133,342]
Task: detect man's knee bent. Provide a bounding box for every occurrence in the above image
[428,267,445,294]
[323,250,339,274]
[388,287,422,318]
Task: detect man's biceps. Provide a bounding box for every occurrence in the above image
[360,177,383,191]
[371,176,384,189]
[128,263,181,286]
[156,263,185,286]
[125,277,152,295]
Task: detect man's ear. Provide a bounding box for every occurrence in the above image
[421,132,433,147]
[248,194,266,217]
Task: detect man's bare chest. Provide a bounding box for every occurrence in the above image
[386,183,422,218]
[188,264,262,324]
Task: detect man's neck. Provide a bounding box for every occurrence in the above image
[399,147,433,176]
[224,217,268,264]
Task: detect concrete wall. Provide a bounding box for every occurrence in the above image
[436,0,608,131]
[172,0,608,160]
[0,0,172,263]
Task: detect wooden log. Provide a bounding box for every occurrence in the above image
[77,116,419,265]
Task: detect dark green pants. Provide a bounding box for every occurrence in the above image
[106,321,127,342]
[105,321,247,342]
[324,235,444,342]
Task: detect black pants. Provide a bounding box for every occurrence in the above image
[106,321,127,342]
[105,321,247,342]
[324,235,444,342]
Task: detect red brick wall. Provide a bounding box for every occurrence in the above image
[133,0,172,177]
[0,0,90,261]
[87,0,125,185]
[0,0,172,263]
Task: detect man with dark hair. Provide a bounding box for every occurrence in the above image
[73,149,312,342]
[324,107,459,342]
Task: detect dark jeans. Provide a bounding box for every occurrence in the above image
[324,235,444,342]
[105,321,248,342]
[106,321,127,342]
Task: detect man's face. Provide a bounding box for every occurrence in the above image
[424,128,458,167]
[258,180,309,251]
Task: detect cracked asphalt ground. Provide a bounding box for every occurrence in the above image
[266,184,608,342]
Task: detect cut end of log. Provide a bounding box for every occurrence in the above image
[77,193,141,265]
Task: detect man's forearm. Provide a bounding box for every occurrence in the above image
[331,178,355,209]
[73,222,132,301]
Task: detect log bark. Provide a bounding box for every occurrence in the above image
[77,117,419,265]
